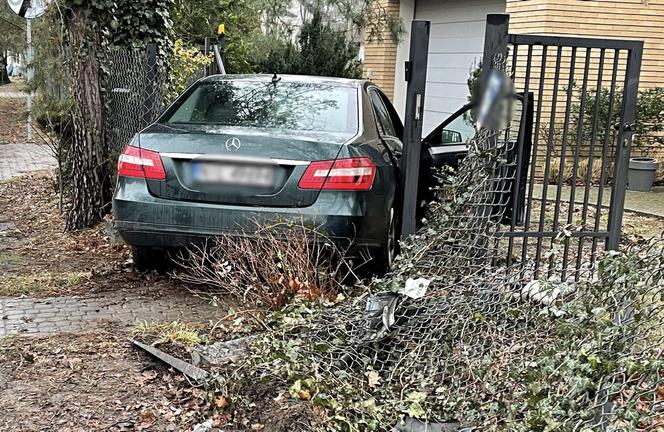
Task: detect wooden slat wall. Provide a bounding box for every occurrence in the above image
[506,0,664,181]
[362,0,400,99]
[507,0,664,90]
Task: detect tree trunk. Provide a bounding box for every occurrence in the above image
[65,10,111,231]
[0,50,10,85]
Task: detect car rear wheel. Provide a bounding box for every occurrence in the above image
[375,207,398,274]
[132,246,171,273]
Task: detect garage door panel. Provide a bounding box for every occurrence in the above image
[416,0,505,134]
[416,0,504,14]
[423,94,468,117]
[428,36,487,53]
[425,82,469,96]
[429,21,492,37]
[426,53,481,68]
[427,67,479,84]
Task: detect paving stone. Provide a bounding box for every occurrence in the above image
[0,143,56,180]
[0,285,224,337]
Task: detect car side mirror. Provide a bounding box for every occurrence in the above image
[441,129,462,144]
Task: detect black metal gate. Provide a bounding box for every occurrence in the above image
[482,14,644,277]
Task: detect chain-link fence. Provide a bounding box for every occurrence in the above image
[105,46,168,158]
[104,44,207,163]
[208,55,663,432]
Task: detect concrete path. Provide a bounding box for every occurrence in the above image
[0,285,223,337]
[0,143,56,180]
[0,91,25,98]
[532,184,664,218]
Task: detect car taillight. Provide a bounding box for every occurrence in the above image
[298,157,376,191]
[117,145,166,180]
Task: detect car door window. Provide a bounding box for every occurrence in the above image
[428,99,523,146]
[369,90,397,137]
[431,107,476,145]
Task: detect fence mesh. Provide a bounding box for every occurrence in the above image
[105,48,168,157]
[211,56,663,432]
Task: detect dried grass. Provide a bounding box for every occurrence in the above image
[173,222,353,308]
[132,321,203,346]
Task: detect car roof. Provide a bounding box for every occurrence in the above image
[200,74,366,89]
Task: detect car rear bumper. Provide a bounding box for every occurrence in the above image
[112,177,386,249]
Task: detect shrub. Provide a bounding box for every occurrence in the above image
[572,86,664,148]
[174,222,352,308]
[167,39,212,102]
[254,10,362,79]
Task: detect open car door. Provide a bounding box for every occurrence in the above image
[419,93,533,225]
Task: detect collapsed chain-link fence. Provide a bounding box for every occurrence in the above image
[210,58,663,432]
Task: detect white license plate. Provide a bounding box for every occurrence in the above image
[192,162,276,187]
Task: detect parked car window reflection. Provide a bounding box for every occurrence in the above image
[369,90,397,137]
[164,81,359,135]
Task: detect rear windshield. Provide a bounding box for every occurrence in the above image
[163,80,359,135]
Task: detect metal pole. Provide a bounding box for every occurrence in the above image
[606,42,643,250]
[26,17,33,143]
[400,20,430,240]
[474,14,510,267]
[480,14,510,94]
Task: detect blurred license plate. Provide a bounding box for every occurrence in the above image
[192,162,275,187]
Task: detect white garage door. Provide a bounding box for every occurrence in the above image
[415,0,506,134]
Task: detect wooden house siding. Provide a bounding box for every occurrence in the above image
[362,0,401,99]
[507,0,664,179]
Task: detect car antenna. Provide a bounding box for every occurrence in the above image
[271,73,281,86]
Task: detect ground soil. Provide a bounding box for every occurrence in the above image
[0,97,29,144]
[0,326,219,431]
[0,172,173,297]
[0,173,249,431]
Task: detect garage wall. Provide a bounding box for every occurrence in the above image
[415,0,506,134]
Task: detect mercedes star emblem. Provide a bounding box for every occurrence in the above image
[225,137,241,151]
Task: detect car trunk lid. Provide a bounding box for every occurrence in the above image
[138,124,347,207]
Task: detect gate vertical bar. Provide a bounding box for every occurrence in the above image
[592,50,620,259]
[607,43,643,250]
[400,20,430,239]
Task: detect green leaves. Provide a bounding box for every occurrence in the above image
[253,9,362,79]
[170,0,260,74]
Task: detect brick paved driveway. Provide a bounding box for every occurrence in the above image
[0,285,223,337]
[0,143,56,180]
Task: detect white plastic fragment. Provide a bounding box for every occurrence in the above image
[192,419,213,432]
[521,280,561,306]
[400,277,430,299]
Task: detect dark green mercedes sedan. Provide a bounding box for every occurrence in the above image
[112,74,409,271]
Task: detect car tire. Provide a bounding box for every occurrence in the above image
[132,246,170,273]
[375,207,399,274]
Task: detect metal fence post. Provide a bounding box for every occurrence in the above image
[607,43,643,250]
[480,14,510,94]
[400,20,430,240]
[141,43,158,126]
[26,17,34,143]
[474,14,510,266]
